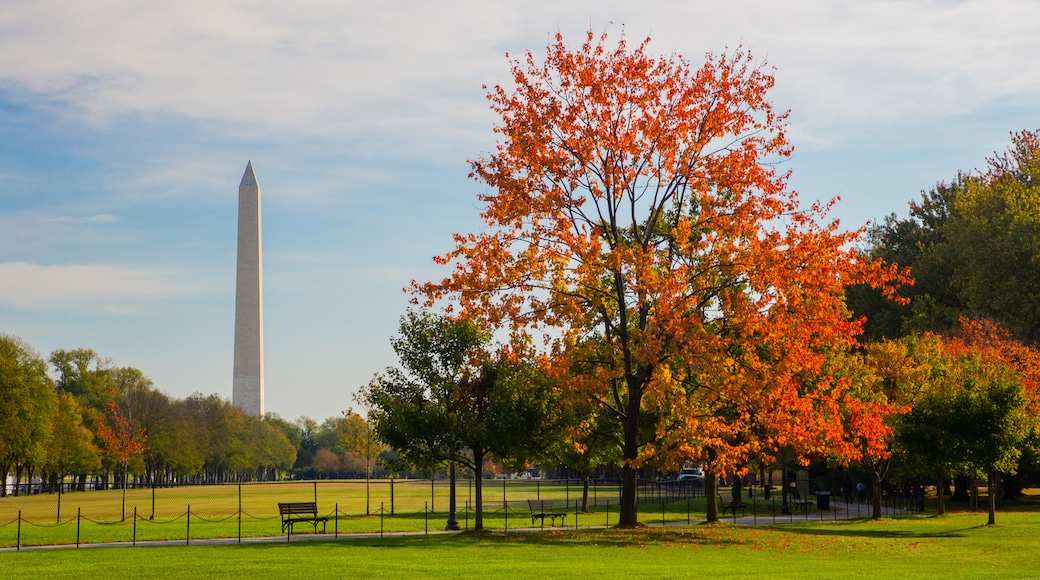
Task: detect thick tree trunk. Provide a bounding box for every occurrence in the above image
[952,474,970,502]
[987,469,997,525]
[581,474,591,513]
[618,396,642,528]
[472,449,485,531]
[12,465,21,496]
[705,469,719,523]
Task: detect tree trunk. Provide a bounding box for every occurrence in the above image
[970,477,979,511]
[12,464,21,496]
[987,469,997,525]
[705,469,719,523]
[936,473,946,515]
[732,474,743,504]
[952,474,969,502]
[870,468,883,520]
[617,396,642,528]
[581,474,591,513]
[472,449,485,531]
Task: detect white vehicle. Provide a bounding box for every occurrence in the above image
[677,467,705,481]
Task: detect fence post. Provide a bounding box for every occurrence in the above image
[238,483,242,543]
[16,510,20,551]
[605,500,609,527]
[151,476,156,520]
[391,479,395,515]
[380,502,384,538]
[431,478,435,513]
[186,504,191,545]
[425,501,429,535]
[133,507,137,546]
[313,480,317,505]
[335,502,339,539]
[57,481,62,523]
[77,507,81,547]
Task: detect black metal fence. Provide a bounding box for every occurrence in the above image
[0,477,710,549]
[0,477,928,550]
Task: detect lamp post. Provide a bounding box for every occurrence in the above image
[445,462,460,530]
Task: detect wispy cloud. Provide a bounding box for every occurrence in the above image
[40,214,118,224]
[0,262,194,312]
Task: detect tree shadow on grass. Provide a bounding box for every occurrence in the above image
[761,517,982,540]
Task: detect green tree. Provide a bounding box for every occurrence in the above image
[851,129,1040,342]
[365,310,549,531]
[0,334,56,496]
[49,348,110,410]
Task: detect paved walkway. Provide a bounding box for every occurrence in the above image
[1,501,906,552]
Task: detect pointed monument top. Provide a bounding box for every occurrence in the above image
[240,161,258,189]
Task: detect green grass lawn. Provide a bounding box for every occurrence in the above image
[2,510,1037,578]
[0,479,707,547]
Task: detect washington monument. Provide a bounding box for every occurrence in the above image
[233,161,264,416]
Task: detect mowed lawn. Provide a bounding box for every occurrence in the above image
[3,510,1038,579]
[0,479,699,547]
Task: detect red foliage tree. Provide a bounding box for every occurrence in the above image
[416,30,904,526]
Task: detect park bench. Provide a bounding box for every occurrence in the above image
[790,490,814,513]
[527,499,567,526]
[278,501,330,535]
[718,490,746,517]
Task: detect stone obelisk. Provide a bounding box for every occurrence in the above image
[233,161,264,416]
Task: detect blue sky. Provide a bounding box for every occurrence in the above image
[2,0,1039,423]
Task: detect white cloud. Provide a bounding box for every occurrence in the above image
[40,214,118,224]
[1,0,1035,150]
[0,262,194,311]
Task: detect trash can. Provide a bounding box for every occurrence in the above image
[816,491,830,511]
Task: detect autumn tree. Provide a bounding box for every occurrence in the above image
[97,391,148,520]
[843,335,947,519]
[41,393,102,496]
[417,30,902,526]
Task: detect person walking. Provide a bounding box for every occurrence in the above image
[841,476,854,504]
